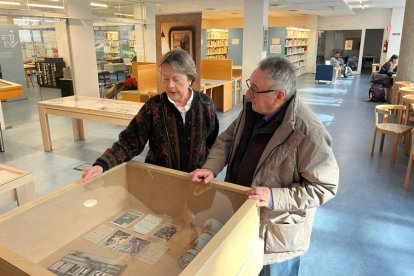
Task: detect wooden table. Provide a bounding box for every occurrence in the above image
[201,79,233,112]
[0,164,35,210]
[23,64,36,88]
[37,96,144,151]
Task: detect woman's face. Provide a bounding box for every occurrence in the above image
[161,63,192,106]
[393,58,399,65]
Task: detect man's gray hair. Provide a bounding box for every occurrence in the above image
[258,56,296,100]
[159,49,198,84]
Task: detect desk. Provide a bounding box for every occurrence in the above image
[23,64,36,88]
[0,164,35,210]
[120,89,157,102]
[37,96,144,151]
[201,79,233,112]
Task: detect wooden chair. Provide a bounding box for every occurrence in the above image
[201,83,213,98]
[404,129,414,191]
[396,83,413,104]
[371,63,380,76]
[398,87,414,124]
[393,81,411,105]
[232,76,242,105]
[371,105,412,163]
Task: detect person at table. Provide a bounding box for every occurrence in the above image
[190,56,339,276]
[82,49,219,181]
[379,54,398,77]
[330,51,347,77]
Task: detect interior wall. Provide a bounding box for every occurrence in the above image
[228,28,243,65]
[319,9,391,30]
[202,16,308,29]
[363,29,383,64]
[388,7,404,60]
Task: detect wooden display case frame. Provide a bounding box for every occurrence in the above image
[0,79,23,100]
[0,164,35,210]
[0,161,263,275]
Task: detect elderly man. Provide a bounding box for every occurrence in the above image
[190,56,339,276]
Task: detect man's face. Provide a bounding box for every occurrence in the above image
[246,68,284,116]
[335,53,340,58]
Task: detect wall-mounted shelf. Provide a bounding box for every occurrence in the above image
[284,27,310,77]
[206,29,228,59]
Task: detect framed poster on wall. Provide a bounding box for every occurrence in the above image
[345,40,353,50]
[168,26,195,59]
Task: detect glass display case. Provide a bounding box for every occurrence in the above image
[0,161,262,275]
[0,79,23,100]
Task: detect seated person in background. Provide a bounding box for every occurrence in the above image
[82,49,219,181]
[129,53,137,62]
[379,54,398,77]
[330,51,347,77]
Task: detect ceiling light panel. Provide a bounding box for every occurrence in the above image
[0,1,21,5]
[27,3,64,9]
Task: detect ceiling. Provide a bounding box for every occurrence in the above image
[0,0,406,19]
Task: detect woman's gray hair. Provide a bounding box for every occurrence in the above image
[159,49,198,84]
[258,56,296,100]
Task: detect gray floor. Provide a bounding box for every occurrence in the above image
[1,73,414,275]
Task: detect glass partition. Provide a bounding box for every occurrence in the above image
[317,30,362,72]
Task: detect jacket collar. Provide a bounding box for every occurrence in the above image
[254,95,300,174]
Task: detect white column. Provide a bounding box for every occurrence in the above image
[388,8,404,60]
[396,0,414,82]
[242,0,268,81]
[143,3,157,62]
[66,0,99,97]
[357,29,366,74]
[55,21,71,67]
[306,16,318,73]
[133,4,146,61]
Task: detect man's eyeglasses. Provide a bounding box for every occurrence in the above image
[245,79,277,98]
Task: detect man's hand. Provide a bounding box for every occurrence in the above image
[247,186,272,208]
[82,165,104,181]
[189,169,214,184]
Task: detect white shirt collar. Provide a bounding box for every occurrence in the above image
[166,88,194,112]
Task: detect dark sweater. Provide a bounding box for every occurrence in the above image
[227,100,289,187]
[94,91,219,173]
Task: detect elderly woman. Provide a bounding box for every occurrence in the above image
[82,49,219,180]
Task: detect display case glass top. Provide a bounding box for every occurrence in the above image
[0,161,261,275]
[39,95,144,116]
